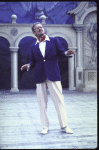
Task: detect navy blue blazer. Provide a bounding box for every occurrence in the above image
[29,37,67,84]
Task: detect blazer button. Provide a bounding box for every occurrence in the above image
[43,59,46,62]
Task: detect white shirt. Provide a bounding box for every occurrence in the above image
[35,35,50,57]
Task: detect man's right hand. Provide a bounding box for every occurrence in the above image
[21,64,30,71]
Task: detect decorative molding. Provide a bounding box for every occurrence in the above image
[74,27,84,32]
[11,14,17,24]
[67,2,97,24]
[9,47,19,52]
[83,11,97,69]
[73,24,85,32]
[67,2,96,15]
[67,2,88,15]
[10,28,18,36]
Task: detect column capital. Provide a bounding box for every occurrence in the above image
[10,47,19,52]
[68,47,77,50]
[73,24,85,32]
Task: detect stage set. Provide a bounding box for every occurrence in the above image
[0,2,97,92]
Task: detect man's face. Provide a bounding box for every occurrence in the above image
[33,24,45,37]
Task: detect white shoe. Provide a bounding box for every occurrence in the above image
[41,128,48,135]
[62,126,73,134]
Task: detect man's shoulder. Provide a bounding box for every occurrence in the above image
[49,37,60,44]
[49,37,57,41]
[31,43,36,49]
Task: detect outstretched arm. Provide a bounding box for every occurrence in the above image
[21,45,36,71]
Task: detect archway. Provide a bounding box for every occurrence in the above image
[15,32,36,47]
[48,32,73,47]
[0,37,11,89]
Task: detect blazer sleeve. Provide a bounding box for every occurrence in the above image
[29,45,36,69]
[55,37,68,56]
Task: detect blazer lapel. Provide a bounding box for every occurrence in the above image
[35,43,43,57]
[35,38,52,58]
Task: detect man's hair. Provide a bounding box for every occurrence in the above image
[32,22,41,32]
[32,22,47,34]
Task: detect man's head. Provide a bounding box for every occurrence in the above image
[32,22,45,38]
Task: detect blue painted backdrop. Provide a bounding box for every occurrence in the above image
[0,2,80,89]
[0,2,80,24]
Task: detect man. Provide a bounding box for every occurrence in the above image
[21,22,75,135]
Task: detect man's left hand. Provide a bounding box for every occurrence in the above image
[65,50,75,55]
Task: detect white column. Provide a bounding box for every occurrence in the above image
[73,24,84,88]
[10,47,19,92]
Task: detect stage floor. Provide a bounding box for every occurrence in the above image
[0,89,97,149]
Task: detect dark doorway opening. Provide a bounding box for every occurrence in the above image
[18,37,36,89]
[0,37,11,89]
[57,37,69,88]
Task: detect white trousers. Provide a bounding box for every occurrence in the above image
[36,79,68,129]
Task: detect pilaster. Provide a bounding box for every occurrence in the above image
[73,24,84,88]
